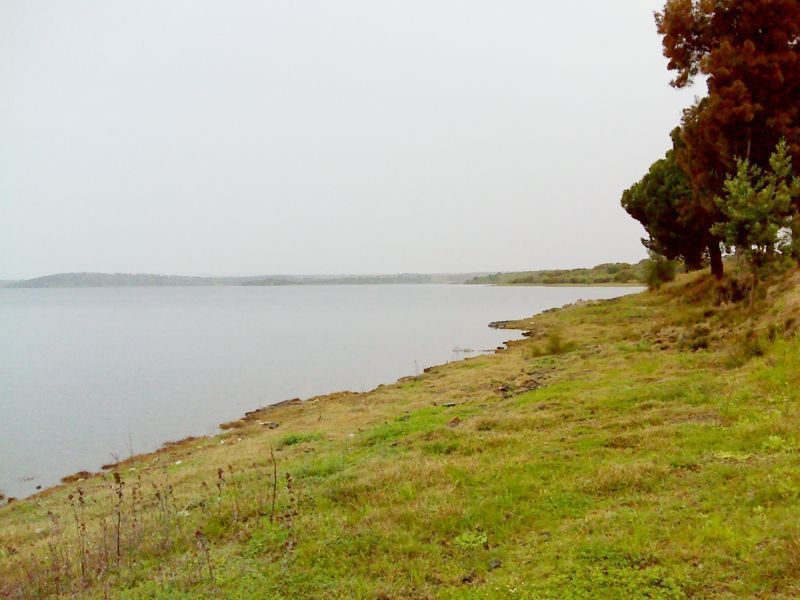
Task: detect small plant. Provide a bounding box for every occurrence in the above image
[454,530,488,551]
[194,530,214,580]
[112,473,124,564]
[67,488,87,585]
[270,447,278,523]
[763,435,793,452]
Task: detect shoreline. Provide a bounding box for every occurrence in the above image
[486,282,645,288]
[10,326,526,504]
[4,288,638,502]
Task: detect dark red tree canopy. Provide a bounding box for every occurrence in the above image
[658,0,800,192]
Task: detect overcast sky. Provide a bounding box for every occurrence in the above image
[1,1,700,279]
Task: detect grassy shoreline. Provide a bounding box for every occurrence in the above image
[4,272,800,597]
[487,282,646,288]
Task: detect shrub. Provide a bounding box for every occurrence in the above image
[546,330,570,354]
[643,253,677,290]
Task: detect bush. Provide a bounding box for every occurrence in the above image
[613,270,634,283]
[546,329,574,355]
[643,253,677,290]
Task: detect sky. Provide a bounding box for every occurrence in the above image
[1,1,701,279]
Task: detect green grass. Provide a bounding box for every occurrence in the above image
[5,270,800,597]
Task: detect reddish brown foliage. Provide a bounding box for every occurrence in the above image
[656,0,800,277]
[658,0,800,180]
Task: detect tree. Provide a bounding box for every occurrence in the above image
[712,140,800,305]
[621,129,708,271]
[657,0,800,277]
[675,100,727,277]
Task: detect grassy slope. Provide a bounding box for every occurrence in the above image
[3,272,800,598]
[468,262,646,286]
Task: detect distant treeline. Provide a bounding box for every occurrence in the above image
[6,272,485,288]
[467,261,647,286]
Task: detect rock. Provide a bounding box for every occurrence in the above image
[442,403,457,408]
[258,421,280,429]
[447,417,461,428]
[488,558,502,570]
[273,398,302,408]
[61,470,92,484]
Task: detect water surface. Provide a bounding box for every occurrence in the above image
[0,284,640,497]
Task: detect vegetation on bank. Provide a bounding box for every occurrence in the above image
[5,267,800,597]
[622,0,800,280]
[466,262,647,286]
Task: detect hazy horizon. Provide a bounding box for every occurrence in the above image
[2,1,699,280]
[5,259,650,282]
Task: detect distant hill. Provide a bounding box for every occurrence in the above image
[241,273,479,286]
[6,267,646,288]
[467,261,647,285]
[10,273,245,288]
[9,272,487,288]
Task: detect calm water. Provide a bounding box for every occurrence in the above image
[0,285,640,497]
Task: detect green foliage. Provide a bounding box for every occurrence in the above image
[454,530,488,551]
[277,432,322,448]
[762,435,793,453]
[712,140,800,273]
[621,130,709,271]
[643,252,678,290]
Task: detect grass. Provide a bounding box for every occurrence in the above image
[4,269,800,597]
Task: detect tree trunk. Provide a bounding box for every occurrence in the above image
[791,218,800,261]
[709,242,724,279]
[684,257,704,272]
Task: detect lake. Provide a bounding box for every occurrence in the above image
[0,284,640,498]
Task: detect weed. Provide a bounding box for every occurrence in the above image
[454,530,488,551]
